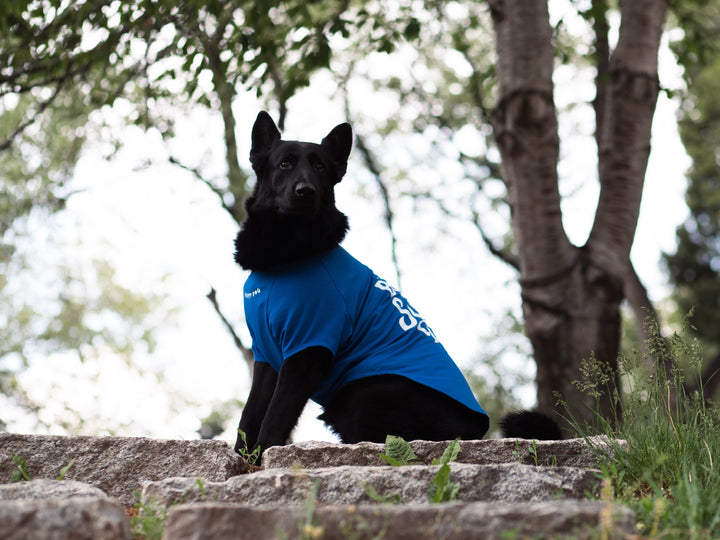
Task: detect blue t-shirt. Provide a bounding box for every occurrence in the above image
[243,247,487,416]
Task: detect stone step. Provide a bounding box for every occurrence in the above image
[161,500,637,540]
[0,435,632,540]
[0,479,131,540]
[0,478,110,501]
[262,436,624,469]
[0,496,130,540]
[142,462,600,508]
[0,433,246,506]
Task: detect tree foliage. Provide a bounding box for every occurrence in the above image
[0,0,424,428]
[1,0,706,433]
[664,0,720,397]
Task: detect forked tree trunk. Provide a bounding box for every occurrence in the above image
[488,0,667,431]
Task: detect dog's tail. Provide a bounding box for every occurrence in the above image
[499,410,564,440]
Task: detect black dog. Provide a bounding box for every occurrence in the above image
[233,112,559,458]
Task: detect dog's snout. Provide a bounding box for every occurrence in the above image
[294,182,317,198]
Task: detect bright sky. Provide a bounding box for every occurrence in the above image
[3,15,691,444]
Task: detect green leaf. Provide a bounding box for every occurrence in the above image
[236,429,261,465]
[427,463,459,503]
[57,458,75,480]
[361,481,402,504]
[379,454,403,467]
[11,454,31,482]
[382,435,418,466]
[446,482,460,501]
[438,438,461,465]
[435,462,451,485]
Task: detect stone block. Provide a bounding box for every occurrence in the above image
[0,479,108,501]
[262,436,626,470]
[0,433,247,506]
[142,462,600,507]
[161,500,636,540]
[0,497,131,540]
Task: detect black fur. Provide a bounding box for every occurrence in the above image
[233,112,560,460]
[234,111,351,272]
[319,375,490,443]
[499,410,564,441]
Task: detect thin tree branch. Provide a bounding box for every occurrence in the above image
[410,190,520,271]
[1,18,169,152]
[268,66,288,132]
[403,43,517,271]
[207,287,253,375]
[341,83,403,289]
[0,79,65,152]
[457,49,495,127]
[200,33,248,226]
[167,155,245,223]
[352,130,403,290]
[458,151,503,183]
[470,216,519,272]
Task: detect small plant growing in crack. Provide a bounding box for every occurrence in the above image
[277,479,324,540]
[427,438,461,503]
[10,454,31,482]
[380,435,419,466]
[236,428,262,465]
[10,454,75,482]
[367,435,461,504]
[129,493,167,540]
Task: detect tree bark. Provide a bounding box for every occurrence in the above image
[489,0,667,431]
[589,0,666,271]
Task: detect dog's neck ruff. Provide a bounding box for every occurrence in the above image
[234,206,349,272]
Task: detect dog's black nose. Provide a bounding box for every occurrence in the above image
[294,183,316,198]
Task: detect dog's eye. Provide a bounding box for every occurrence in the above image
[279,161,292,169]
[314,162,326,172]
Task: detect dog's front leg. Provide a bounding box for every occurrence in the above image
[255,346,333,451]
[235,360,278,455]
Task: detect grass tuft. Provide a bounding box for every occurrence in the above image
[565,311,720,539]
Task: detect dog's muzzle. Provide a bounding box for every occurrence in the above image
[286,182,320,216]
[294,182,317,199]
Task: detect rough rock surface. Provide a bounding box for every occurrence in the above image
[0,497,131,540]
[262,436,626,469]
[142,462,600,507]
[0,433,636,539]
[0,479,108,501]
[162,500,636,540]
[0,433,247,506]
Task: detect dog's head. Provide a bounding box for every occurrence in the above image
[247,111,352,218]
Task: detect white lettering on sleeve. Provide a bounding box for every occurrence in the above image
[244,288,262,299]
[374,279,439,342]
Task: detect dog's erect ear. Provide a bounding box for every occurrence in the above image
[321,123,353,180]
[250,111,281,171]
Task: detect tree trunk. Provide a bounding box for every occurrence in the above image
[489,0,667,432]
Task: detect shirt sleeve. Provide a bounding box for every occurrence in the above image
[267,266,351,362]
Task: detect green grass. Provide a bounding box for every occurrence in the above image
[9,454,75,482]
[129,496,167,540]
[566,312,720,539]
